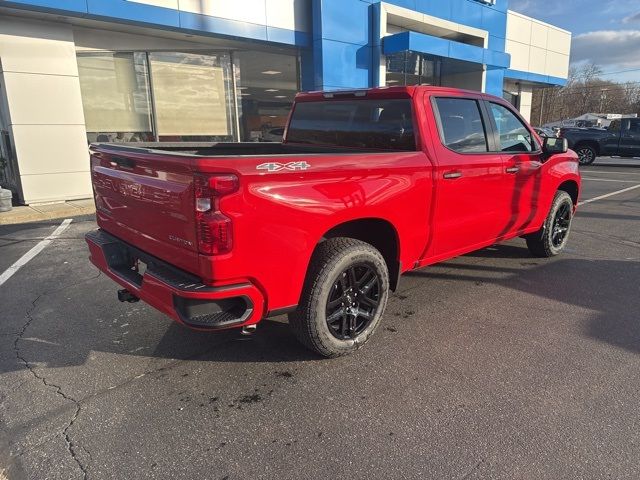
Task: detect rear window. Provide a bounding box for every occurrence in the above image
[286,99,416,151]
[433,97,488,153]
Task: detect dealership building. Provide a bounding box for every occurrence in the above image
[0,0,571,204]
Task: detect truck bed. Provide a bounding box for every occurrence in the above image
[93,142,382,157]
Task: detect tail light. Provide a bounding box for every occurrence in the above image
[194,174,239,255]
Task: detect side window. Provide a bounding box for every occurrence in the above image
[433,98,488,153]
[608,119,621,132]
[489,103,535,153]
[629,120,640,133]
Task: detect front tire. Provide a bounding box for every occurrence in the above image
[289,237,389,357]
[576,144,597,165]
[526,190,574,257]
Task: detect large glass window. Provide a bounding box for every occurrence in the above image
[628,119,640,133]
[148,52,234,142]
[386,52,440,87]
[489,103,534,152]
[434,98,488,153]
[287,99,416,151]
[77,52,154,143]
[77,49,299,144]
[234,51,299,142]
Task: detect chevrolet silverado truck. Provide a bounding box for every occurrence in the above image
[560,117,640,165]
[86,86,580,357]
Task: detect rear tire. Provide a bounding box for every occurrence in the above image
[289,237,389,357]
[576,144,597,165]
[526,190,574,258]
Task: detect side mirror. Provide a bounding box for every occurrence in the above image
[543,136,568,155]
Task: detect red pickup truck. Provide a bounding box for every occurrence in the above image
[86,86,580,357]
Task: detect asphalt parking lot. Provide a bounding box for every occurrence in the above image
[1,158,640,480]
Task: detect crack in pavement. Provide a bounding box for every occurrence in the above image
[8,270,103,479]
[459,458,485,479]
[13,294,89,480]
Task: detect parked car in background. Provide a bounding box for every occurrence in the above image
[560,118,640,165]
[534,127,555,138]
[261,127,285,142]
[85,86,580,357]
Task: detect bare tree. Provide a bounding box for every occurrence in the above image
[530,63,640,126]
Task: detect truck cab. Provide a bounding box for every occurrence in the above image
[561,117,640,165]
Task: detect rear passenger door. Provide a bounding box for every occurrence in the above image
[485,101,543,234]
[429,96,510,258]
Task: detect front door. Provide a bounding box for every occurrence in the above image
[485,101,543,236]
[428,96,510,258]
[619,118,640,157]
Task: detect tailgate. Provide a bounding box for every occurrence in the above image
[91,146,200,273]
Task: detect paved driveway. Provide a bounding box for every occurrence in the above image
[1,160,640,479]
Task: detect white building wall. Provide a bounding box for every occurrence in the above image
[0,17,91,204]
[126,0,310,31]
[505,10,571,79]
[519,89,532,122]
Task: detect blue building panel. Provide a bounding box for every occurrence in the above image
[3,0,306,47]
[179,12,267,42]
[313,0,371,45]
[449,40,485,64]
[266,27,311,47]
[415,0,452,21]
[3,0,88,15]
[316,39,372,89]
[450,0,484,30]
[485,67,505,97]
[481,5,507,38]
[505,69,568,87]
[300,48,317,91]
[488,34,506,52]
[482,49,510,69]
[384,32,510,69]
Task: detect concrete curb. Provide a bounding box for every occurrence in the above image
[0,199,95,225]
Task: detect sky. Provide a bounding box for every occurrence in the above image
[508,0,640,83]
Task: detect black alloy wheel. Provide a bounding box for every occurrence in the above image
[576,146,596,165]
[525,190,574,257]
[288,237,390,357]
[325,264,380,340]
[551,202,571,248]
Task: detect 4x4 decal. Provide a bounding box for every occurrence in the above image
[257,161,310,172]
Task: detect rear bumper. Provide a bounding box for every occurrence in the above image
[85,229,264,330]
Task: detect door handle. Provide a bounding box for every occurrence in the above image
[505,166,520,174]
[443,171,462,179]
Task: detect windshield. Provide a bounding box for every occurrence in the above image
[286,99,416,151]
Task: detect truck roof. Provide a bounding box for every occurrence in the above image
[295,85,502,102]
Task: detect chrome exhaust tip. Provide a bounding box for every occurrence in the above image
[240,324,257,336]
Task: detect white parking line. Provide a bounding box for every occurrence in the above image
[581,177,640,183]
[578,184,640,206]
[581,170,640,176]
[0,218,72,287]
